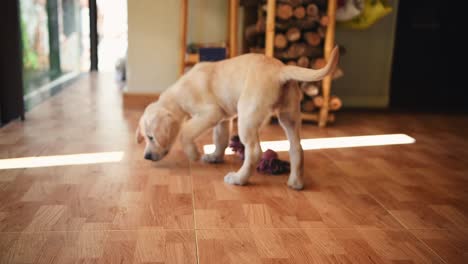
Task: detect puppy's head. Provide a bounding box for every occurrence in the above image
[136,103,180,161]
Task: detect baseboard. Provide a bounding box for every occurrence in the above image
[339,96,389,108]
[123,92,159,109]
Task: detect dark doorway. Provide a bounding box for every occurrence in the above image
[0,0,25,125]
[390,1,464,111]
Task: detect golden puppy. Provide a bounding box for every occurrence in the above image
[136,47,339,189]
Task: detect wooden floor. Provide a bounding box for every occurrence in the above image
[1,73,467,263]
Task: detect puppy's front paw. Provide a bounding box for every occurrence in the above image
[287,178,304,190]
[224,172,248,186]
[202,153,224,164]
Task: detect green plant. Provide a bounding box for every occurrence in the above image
[21,18,39,70]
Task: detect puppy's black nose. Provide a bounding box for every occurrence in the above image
[144,153,152,160]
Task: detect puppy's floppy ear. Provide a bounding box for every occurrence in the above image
[136,125,144,144]
[153,111,179,148]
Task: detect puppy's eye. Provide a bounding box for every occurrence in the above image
[147,136,154,141]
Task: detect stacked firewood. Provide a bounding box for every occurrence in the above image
[244,0,343,114]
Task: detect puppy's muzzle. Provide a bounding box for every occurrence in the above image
[144,150,169,161]
[144,152,154,160]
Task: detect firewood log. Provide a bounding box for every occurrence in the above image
[286,27,301,42]
[320,15,329,26]
[313,95,324,108]
[311,58,326,69]
[277,4,293,20]
[293,6,306,19]
[277,17,316,31]
[290,43,307,57]
[310,95,342,111]
[329,96,342,111]
[304,32,321,47]
[245,17,265,41]
[277,43,322,60]
[301,82,319,96]
[303,46,323,58]
[297,56,310,68]
[306,4,319,20]
[280,43,305,59]
[308,61,344,80]
[274,34,288,49]
[295,17,317,30]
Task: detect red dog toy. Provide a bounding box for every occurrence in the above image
[229,136,290,175]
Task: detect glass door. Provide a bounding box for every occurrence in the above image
[19,0,90,109]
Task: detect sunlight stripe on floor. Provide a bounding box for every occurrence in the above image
[203,134,415,154]
[0,151,124,170]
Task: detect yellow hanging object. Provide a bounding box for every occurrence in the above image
[338,0,392,30]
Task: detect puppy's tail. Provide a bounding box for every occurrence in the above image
[279,46,339,83]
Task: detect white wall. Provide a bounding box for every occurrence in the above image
[188,0,227,45]
[127,0,180,93]
[333,0,399,108]
[126,0,237,94]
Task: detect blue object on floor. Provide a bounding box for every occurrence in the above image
[199,47,227,62]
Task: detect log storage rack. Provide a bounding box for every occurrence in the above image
[246,0,340,127]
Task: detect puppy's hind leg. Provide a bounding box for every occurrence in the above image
[224,112,263,186]
[278,111,304,190]
[277,82,304,190]
[202,119,230,163]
